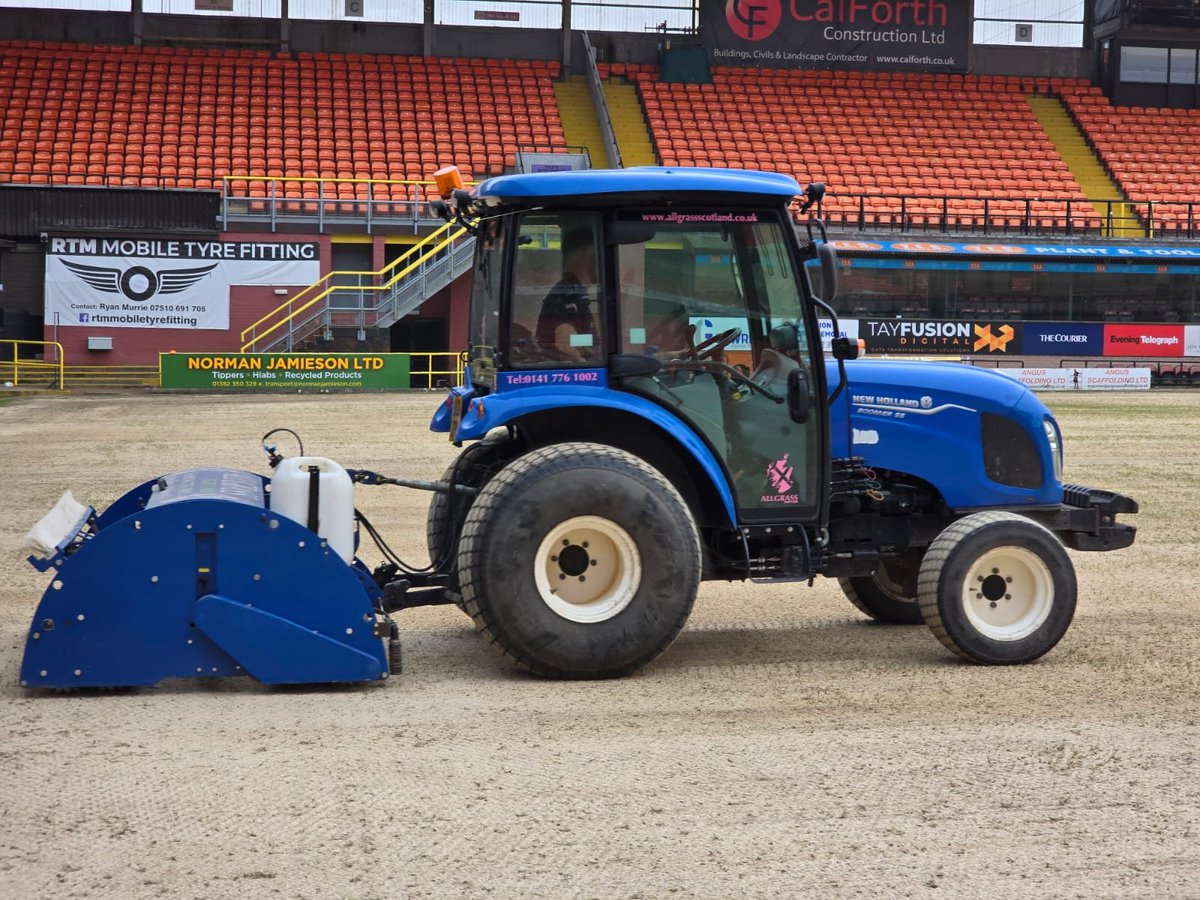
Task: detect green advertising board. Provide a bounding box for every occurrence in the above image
[160,353,411,390]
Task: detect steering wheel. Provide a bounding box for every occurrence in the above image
[681,327,741,361]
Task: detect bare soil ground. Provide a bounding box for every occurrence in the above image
[0,390,1197,899]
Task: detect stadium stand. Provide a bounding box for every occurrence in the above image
[0,41,566,202]
[1,39,1195,237]
[1060,82,1200,235]
[632,67,1101,232]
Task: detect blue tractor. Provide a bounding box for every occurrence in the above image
[414,166,1137,678]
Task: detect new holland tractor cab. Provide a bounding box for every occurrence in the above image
[422,166,1137,679]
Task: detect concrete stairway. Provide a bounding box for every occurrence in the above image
[603,80,657,167]
[554,76,609,167]
[1027,94,1143,237]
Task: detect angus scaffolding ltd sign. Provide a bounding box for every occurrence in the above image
[160,353,411,390]
[704,0,970,72]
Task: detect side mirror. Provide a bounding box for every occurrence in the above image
[768,322,800,353]
[787,368,812,424]
[831,336,859,360]
[607,222,656,245]
[817,242,839,304]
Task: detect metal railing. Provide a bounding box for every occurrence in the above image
[240,223,474,353]
[220,175,441,233]
[218,174,1200,241]
[0,340,65,390]
[581,31,622,169]
[816,193,1200,238]
[408,351,468,389]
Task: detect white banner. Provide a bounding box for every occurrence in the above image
[687,317,859,354]
[819,317,860,353]
[996,367,1072,391]
[45,237,320,331]
[1186,325,1200,357]
[999,367,1152,391]
[1080,368,1152,390]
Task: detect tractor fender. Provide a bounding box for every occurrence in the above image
[436,378,739,525]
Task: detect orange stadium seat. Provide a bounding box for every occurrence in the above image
[635,68,1095,231]
[0,42,568,193]
[1060,84,1200,233]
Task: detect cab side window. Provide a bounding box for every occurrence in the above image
[510,213,603,368]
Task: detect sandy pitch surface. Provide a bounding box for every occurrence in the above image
[1,391,1197,899]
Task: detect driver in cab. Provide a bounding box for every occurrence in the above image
[536,227,599,363]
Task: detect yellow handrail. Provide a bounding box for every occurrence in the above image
[0,340,65,390]
[408,351,468,387]
[240,224,468,352]
[240,220,458,344]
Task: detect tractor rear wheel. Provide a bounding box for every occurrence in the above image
[917,511,1076,664]
[457,442,700,678]
[838,555,923,624]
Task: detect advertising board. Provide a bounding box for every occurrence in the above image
[1023,323,1105,357]
[702,0,970,72]
[998,367,1152,391]
[1102,324,1185,357]
[861,320,1022,355]
[160,353,411,390]
[1186,325,1200,357]
[46,237,320,331]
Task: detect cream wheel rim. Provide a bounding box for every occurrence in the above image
[533,516,641,623]
[961,546,1055,641]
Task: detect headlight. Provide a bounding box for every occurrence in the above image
[1043,417,1063,481]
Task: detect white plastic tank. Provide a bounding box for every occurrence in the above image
[269,456,355,563]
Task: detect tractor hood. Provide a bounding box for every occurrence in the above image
[827,359,1062,509]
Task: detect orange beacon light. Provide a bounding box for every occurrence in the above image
[434,166,465,200]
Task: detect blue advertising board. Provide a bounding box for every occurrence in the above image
[1022,323,1106,357]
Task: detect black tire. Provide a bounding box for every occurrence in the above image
[458,442,700,679]
[917,511,1077,665]
[426,434,517,578]
[838,555,924,625]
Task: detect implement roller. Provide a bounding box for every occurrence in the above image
[18,433,444,689]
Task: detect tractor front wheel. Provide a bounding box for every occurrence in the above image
[457,443,700,678]
[917,511,1076,664]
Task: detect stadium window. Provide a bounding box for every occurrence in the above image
[1121,46,1170,84]
[1170,48,1198,85]
[973,0,1084,47]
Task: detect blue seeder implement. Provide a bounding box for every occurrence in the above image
[20,467,393,689]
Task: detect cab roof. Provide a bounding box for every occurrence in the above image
[473,166,803,205]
